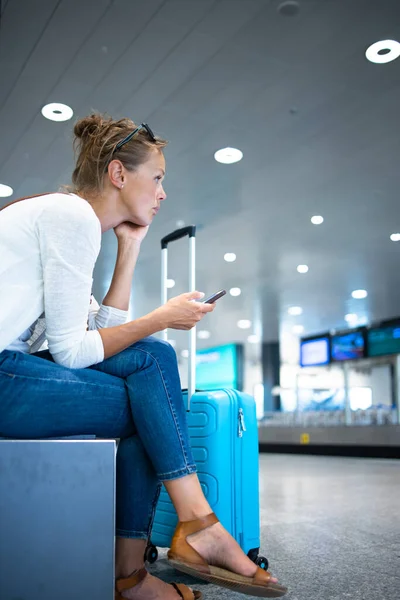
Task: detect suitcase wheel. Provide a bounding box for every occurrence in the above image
[256,555,269,571]
[144,543,158,564]
[247,548,259,562]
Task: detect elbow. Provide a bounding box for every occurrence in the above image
[51,349,93,369]
[48,330,104,369]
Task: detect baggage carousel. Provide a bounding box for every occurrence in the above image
[258,424,400,458]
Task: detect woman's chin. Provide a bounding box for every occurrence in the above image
[129,216,151,227]
[149,212,158,223]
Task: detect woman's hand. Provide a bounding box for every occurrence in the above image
[154,291,216,330]
[114,222,149,244]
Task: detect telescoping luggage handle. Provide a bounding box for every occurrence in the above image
[161,226,196,411]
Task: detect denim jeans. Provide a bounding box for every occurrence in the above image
[0,337,196,539]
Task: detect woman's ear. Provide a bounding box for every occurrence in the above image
[107,159,124,189]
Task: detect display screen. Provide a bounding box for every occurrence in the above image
[300,337,330,367]
[368,324,400,357]
[331,331,365,361]
[195,343,243,390]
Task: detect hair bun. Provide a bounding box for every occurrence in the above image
[73,114,105,140]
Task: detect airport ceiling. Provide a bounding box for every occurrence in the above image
[1,0,400,360]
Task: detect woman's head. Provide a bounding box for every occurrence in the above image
[72,113,168,226]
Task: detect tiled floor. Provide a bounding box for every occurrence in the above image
[152,454,400,600]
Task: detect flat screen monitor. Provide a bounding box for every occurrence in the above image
[195,343,244,391]
[331,330,366,361]
[367,323,400,357]
[300,336,330,367]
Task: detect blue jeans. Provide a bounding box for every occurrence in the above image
[0,337,196,539]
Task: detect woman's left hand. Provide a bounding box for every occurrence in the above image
[114,222,149,244]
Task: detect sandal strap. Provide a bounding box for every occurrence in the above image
[171,582,196,600]
[253,566,272,584]
[115,566,147,592]
[169,512,219,567]
[179,512,219,536]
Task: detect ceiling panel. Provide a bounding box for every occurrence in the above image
[0,0,60,107]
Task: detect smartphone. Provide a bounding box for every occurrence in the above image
[203,289,227,304]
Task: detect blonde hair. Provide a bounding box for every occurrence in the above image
[71,113,167,194]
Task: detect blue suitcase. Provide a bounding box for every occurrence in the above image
[145,227,268,570]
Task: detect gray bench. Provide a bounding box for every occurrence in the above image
[0,437,116,600]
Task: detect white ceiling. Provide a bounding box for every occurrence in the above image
[1,0,400,360]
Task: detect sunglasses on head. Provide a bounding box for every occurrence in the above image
[113,123,156,153]
[106,123,156,170]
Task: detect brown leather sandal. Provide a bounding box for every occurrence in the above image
[167,513,288,598]
[115,566,202,600]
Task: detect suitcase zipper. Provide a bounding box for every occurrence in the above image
[238,408,246,438]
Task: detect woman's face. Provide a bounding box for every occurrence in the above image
[122,149,167,226]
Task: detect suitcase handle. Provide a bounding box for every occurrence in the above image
[161,226,196,249]
[161,226,197,410]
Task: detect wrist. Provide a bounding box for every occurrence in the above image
[117,237,141,251]
[150,306,169,331]
[116,239,141,265]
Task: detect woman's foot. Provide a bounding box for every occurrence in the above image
[119,570,198,599]
[186,521,279,584]
[168,514,287,597]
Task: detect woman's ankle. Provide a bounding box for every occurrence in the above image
[115,537,147,579]
[178,506,214,522]
[116,564,145,580]
[164,474,212,522]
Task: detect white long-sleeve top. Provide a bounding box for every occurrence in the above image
[0,192,128,368]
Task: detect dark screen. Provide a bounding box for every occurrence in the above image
[368,325,400,357]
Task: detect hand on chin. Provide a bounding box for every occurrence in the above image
[114,221,150,244]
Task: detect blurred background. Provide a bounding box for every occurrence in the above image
[1,0,400,455]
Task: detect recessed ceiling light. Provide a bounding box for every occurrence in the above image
[288,306,303,316]
[248,334,260,344]
[292,325,304,334]
[345,313,358,323]
[311,215,324,225]
[365,39,400,64]
[41,103,74,122]
[390,233,400,242]
[181,349,189,358]
[0,183,13,197]
[224,253,236,262]
[197,330,211,340]
[176,220,185,228]
[166,279,175,289]
[238,319,252,329]
[214,147,243,164]
[352,289,368,299]
[230,287,241,297]
[297,264,309,274]
[278,1,300,17]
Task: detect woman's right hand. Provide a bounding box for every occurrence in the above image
[154,291,216,330]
